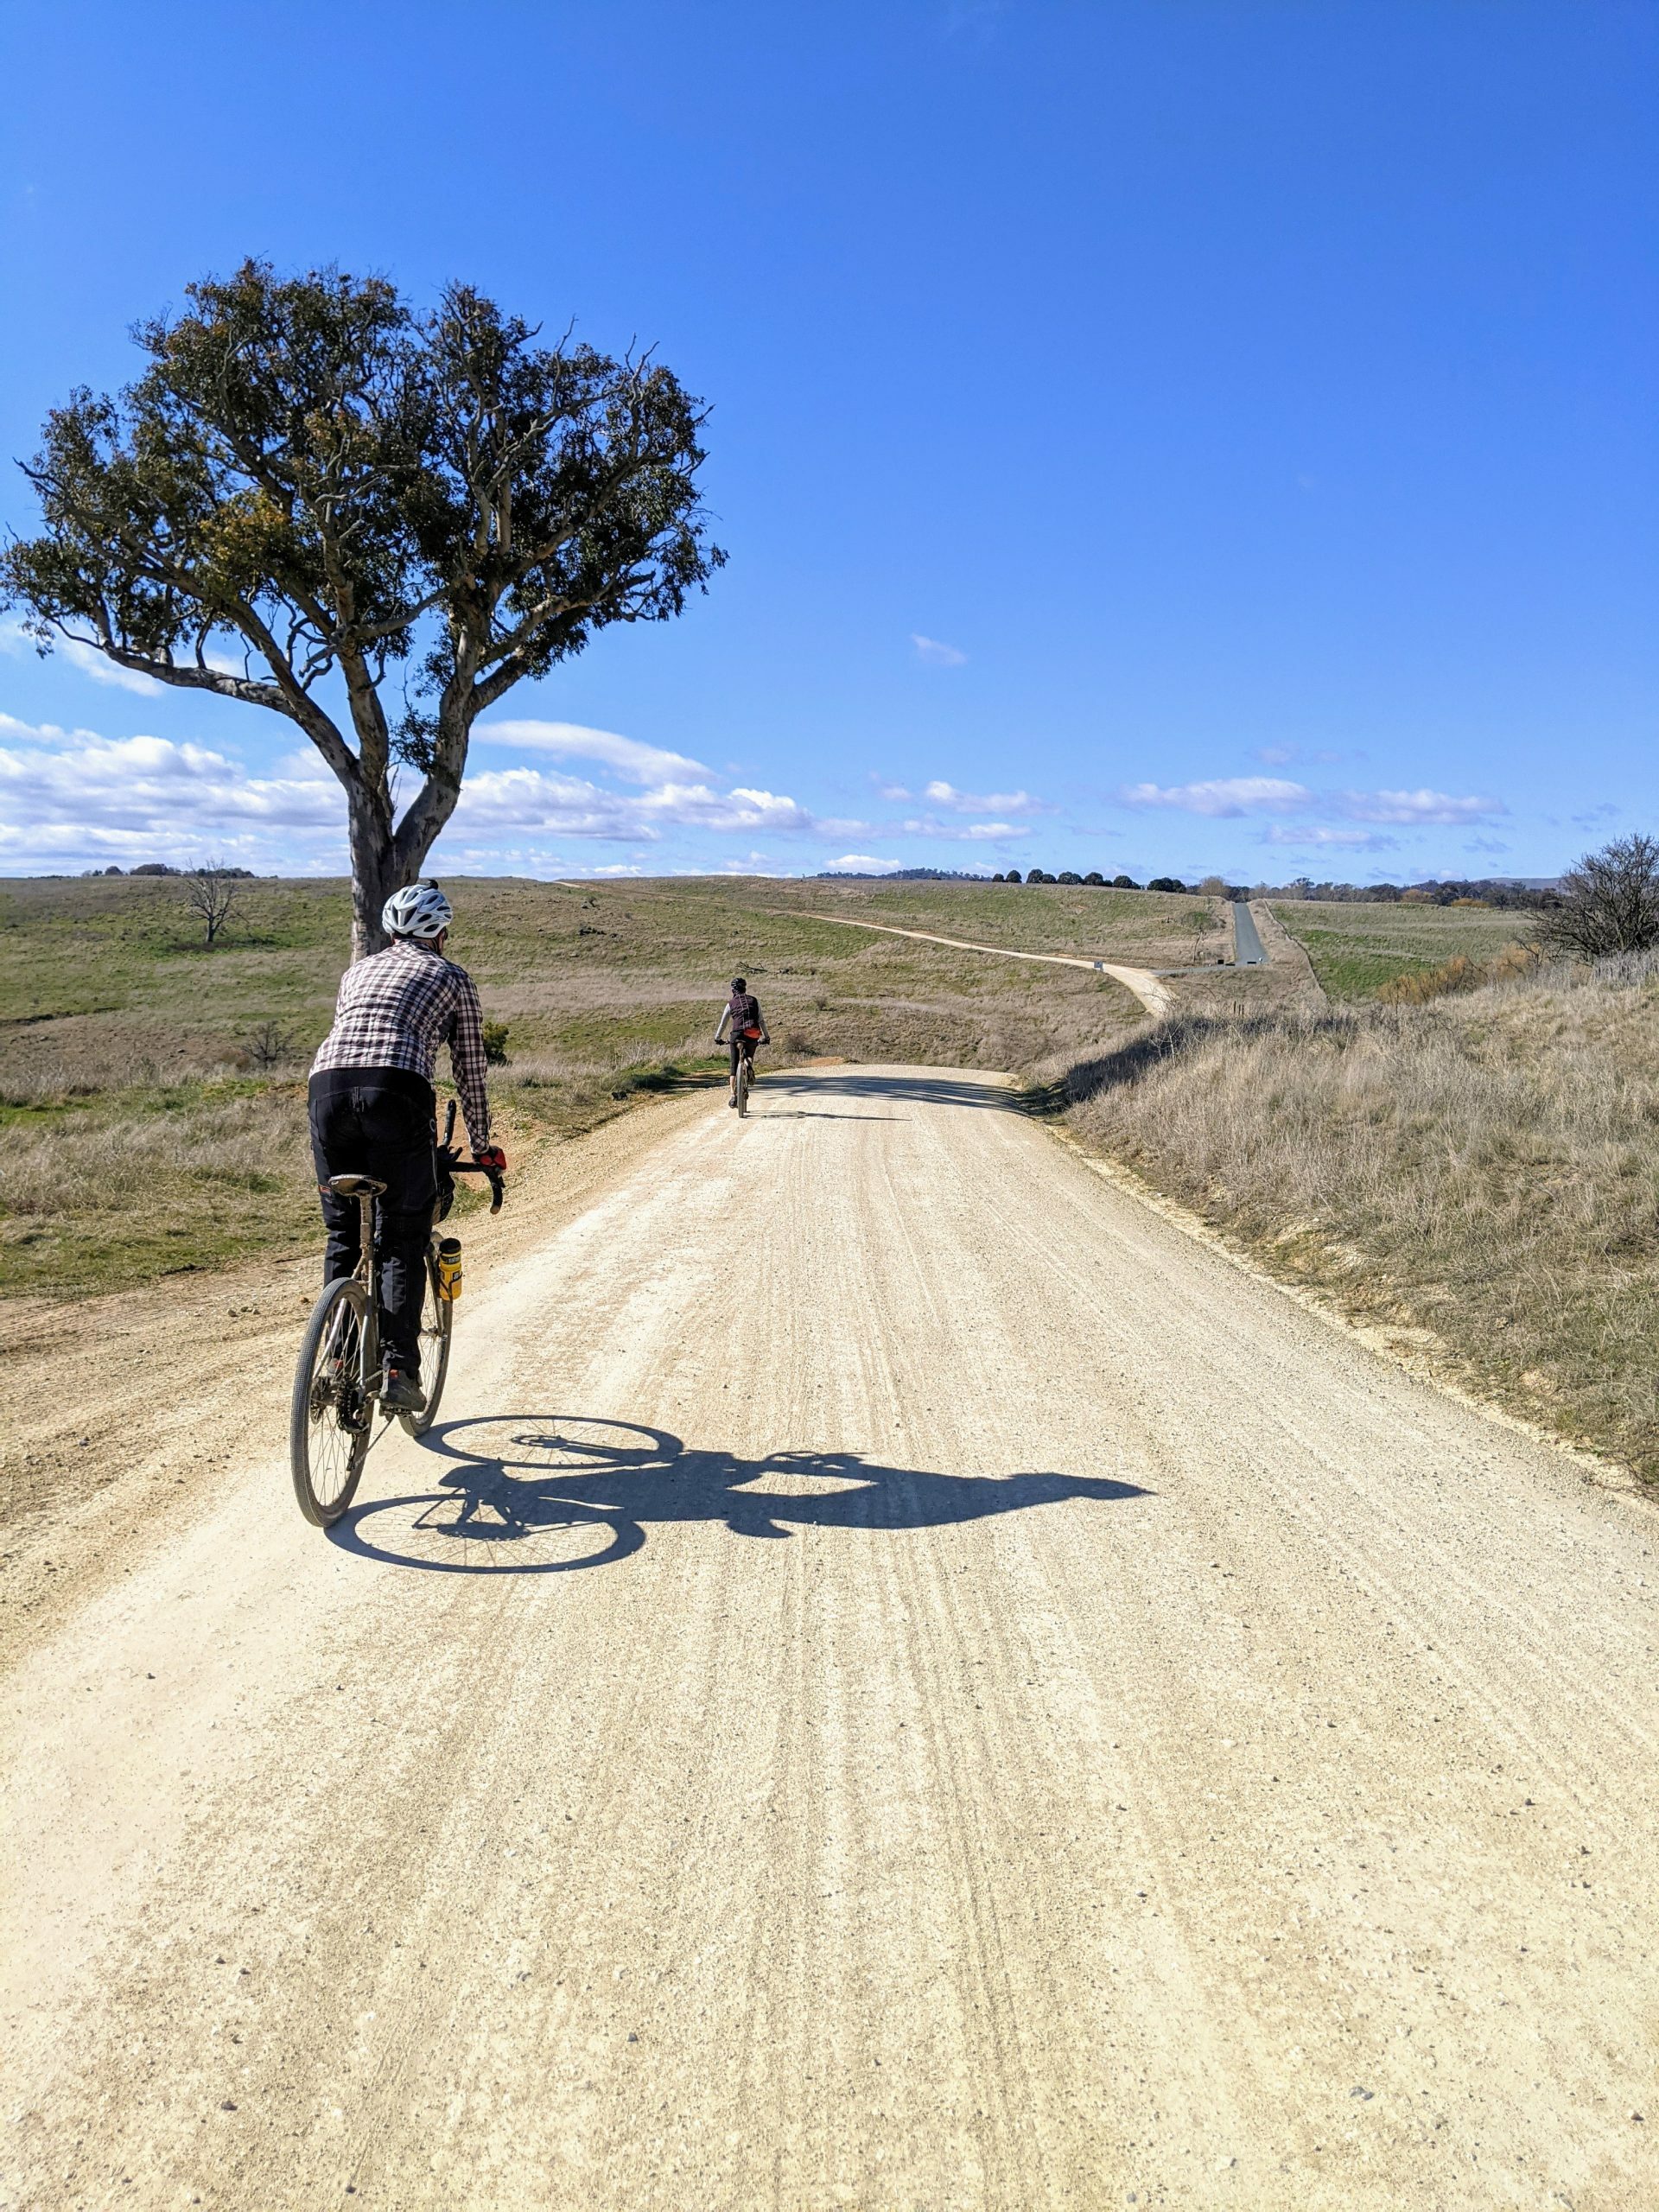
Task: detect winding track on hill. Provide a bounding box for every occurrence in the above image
[791,908,1177,1013]
[3,1066,1656,2210]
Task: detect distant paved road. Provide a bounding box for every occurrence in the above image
[3,1066,1656,2209]
[1232,899,1268,964]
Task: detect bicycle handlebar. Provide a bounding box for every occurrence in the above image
[448,1158,505,1214]
[439,1102,505,1213]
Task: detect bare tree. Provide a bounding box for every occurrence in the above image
[2,262,724,959]
[243,1017,295,1069]
[184,861,242,948]
[1541,833,1659,959]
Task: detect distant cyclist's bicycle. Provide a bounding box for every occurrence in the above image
[734,1031,763,1119]
[289,1104,505,1528]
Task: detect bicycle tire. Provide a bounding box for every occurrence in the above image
[737,1055,752,1118]
[290,1277,372,1527]
[400,1248,454,1438]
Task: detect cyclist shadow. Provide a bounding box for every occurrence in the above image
[330,1414,1151,1575]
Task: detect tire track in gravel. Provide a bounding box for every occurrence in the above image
[3,1064,1656,2211]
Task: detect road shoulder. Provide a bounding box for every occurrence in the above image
[0,1085,715,1672]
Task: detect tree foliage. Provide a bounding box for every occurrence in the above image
[2,261,724,954]
[1541,833,1659,959]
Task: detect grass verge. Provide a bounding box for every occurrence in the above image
[1060,960,1659,1480]
[1270,899,1536,1000]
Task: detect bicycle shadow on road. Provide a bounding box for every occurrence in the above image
[330,1414,1151,1575]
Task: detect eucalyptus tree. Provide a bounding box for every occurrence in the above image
[3,261,723,955]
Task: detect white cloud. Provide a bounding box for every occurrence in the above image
[899,816,1022,843]
[827,855,903,874]
[1261,825,1399,852]
[454,768,822,843]
[474,718,709,785]
[645,783,818,835]
[1121,776,1312,817]
[0,703,836,877]
[923,779,1045,816]
[0,721,342,871]
[1338,787,1503,826]
[1122,773,1504,830]
[911,634,968,668]
[56,637,166,696]
[0,623,253,696]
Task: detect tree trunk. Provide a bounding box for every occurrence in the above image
[346,772,458,962]
[346,791,403,963]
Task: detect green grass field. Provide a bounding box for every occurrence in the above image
[0,871,1207,1298]
[1268,899,1537,999]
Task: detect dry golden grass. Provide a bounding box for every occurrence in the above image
[1063,959,1659,1478]
[0,871,1173,1295]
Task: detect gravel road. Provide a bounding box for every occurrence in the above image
[3,1066,1656,2210]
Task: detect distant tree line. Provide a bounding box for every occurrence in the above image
[80,861,257,879]
[988,870,1245,895]
[1259,875,1560,910]
[980,871,1565,908]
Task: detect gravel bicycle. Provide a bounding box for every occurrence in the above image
[289,1105,505,1528]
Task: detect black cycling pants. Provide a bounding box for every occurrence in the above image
[308,1067,438,1376]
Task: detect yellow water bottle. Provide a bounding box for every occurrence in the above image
[436,1236,463,1301]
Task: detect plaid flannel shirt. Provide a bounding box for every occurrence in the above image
[312,940,492,1151]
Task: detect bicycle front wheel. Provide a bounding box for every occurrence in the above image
[290,1277,372,1527]
[400,1249,454,1438]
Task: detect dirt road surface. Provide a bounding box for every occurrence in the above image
[4,1066,1656,2210]
[798,911,1176,1014]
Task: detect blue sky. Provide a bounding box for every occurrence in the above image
[1,0,1653,883]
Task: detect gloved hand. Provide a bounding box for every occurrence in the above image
[435,1144,463,1177]
[474,1145,507,1173]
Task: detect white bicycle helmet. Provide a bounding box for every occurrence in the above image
[382,880,454,942]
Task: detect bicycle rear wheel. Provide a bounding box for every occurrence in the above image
[400,1249,453,1437]
[737,1054,752,1118]
[290,1277,372,1527]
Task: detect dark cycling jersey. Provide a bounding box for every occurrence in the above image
[727,988,764,1037]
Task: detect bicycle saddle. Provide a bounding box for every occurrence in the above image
[327,1173,386,1198]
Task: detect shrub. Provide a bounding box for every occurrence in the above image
[1112,874,1139,890]
[1541,832,1659,959]
[1147,876,1185,894]
[1084,871,1104,886]
[1376,943,1537,1006]
[1004,869,1023,884]
[243,1019,296,1071]
[482,1020,511,1065]
[1057,870,1083,885]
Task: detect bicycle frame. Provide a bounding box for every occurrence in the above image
[346,1185,384,1406]
[325,1106,505,1419]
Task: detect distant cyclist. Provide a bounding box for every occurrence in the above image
[308,883,505,1413]
[714,976,770,1109]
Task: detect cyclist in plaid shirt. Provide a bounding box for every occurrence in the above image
[308,883,505,1413]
